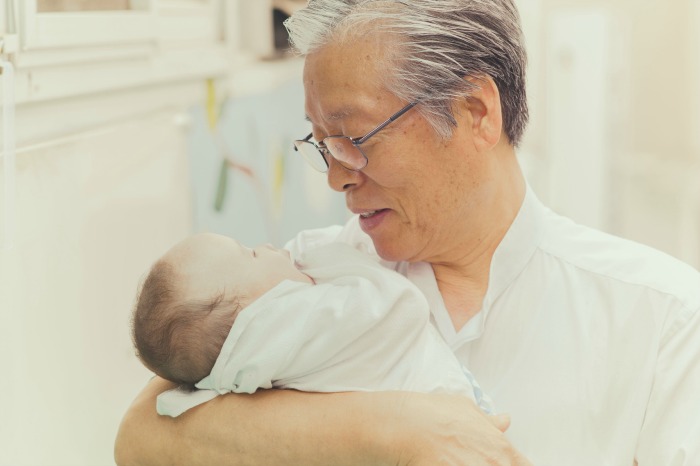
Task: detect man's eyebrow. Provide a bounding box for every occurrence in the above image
[304,108,354,123]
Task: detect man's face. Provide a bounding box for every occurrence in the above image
[303,37,491,264]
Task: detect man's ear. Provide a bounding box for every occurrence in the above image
[457,75,503,151]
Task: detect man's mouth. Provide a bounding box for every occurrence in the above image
[360,210,380,218]
[357,209,389,232]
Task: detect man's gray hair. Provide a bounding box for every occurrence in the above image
[285,0,529,147]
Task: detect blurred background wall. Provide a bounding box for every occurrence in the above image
[0,1,698,465]
[518,0,700,267]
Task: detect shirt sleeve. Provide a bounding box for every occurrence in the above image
[635,302,700,465]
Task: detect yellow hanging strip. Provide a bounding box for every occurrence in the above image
[272,140,285,216]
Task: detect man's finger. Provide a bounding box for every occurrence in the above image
[488,413,511,432]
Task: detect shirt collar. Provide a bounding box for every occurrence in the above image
[483,184,546,311]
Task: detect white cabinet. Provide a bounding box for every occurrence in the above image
[1,0,229,455]
[2,0,230,107]
[19,0,154,51]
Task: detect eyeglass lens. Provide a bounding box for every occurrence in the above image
[324,136,367,170]
[294,136,367,173]
[295,141,329,172]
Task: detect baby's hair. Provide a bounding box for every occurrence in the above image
[131,258,242,389]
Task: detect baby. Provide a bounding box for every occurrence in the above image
[131,233,491,417]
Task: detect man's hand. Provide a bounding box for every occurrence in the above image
[386,392,531,466]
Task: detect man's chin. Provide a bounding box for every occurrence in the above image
[371,239,410,263]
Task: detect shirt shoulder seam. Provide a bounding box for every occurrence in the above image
[536,242,700,312]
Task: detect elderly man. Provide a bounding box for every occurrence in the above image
[115,1,700,465]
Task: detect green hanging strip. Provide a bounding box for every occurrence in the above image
[207,77,229,212]
[214,158,228,212]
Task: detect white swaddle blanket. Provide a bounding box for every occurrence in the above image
[157,243,487,417]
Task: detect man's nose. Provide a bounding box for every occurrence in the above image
[326,157,362,192]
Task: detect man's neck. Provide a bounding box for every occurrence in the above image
[431,155,525,331]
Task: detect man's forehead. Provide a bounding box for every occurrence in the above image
[302,42,386,124]
[304,91,385,125]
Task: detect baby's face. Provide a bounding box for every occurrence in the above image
[165,233,312,306]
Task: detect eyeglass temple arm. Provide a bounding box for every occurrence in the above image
[293,133,314,151]
[355,101,417,144]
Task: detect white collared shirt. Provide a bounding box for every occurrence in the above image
[286,186,700,466]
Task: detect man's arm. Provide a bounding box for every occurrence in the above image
[114,377,388,466]
[114,377,529,466]
[635,302,700,464]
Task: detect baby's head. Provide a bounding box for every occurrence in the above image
[131,233,311,388]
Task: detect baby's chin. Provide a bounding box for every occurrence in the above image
[295,272,315,285]
[292,260,315,284]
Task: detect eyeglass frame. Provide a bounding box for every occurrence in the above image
[293,100,418,172]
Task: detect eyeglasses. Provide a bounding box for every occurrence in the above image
[293,101,417,173]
